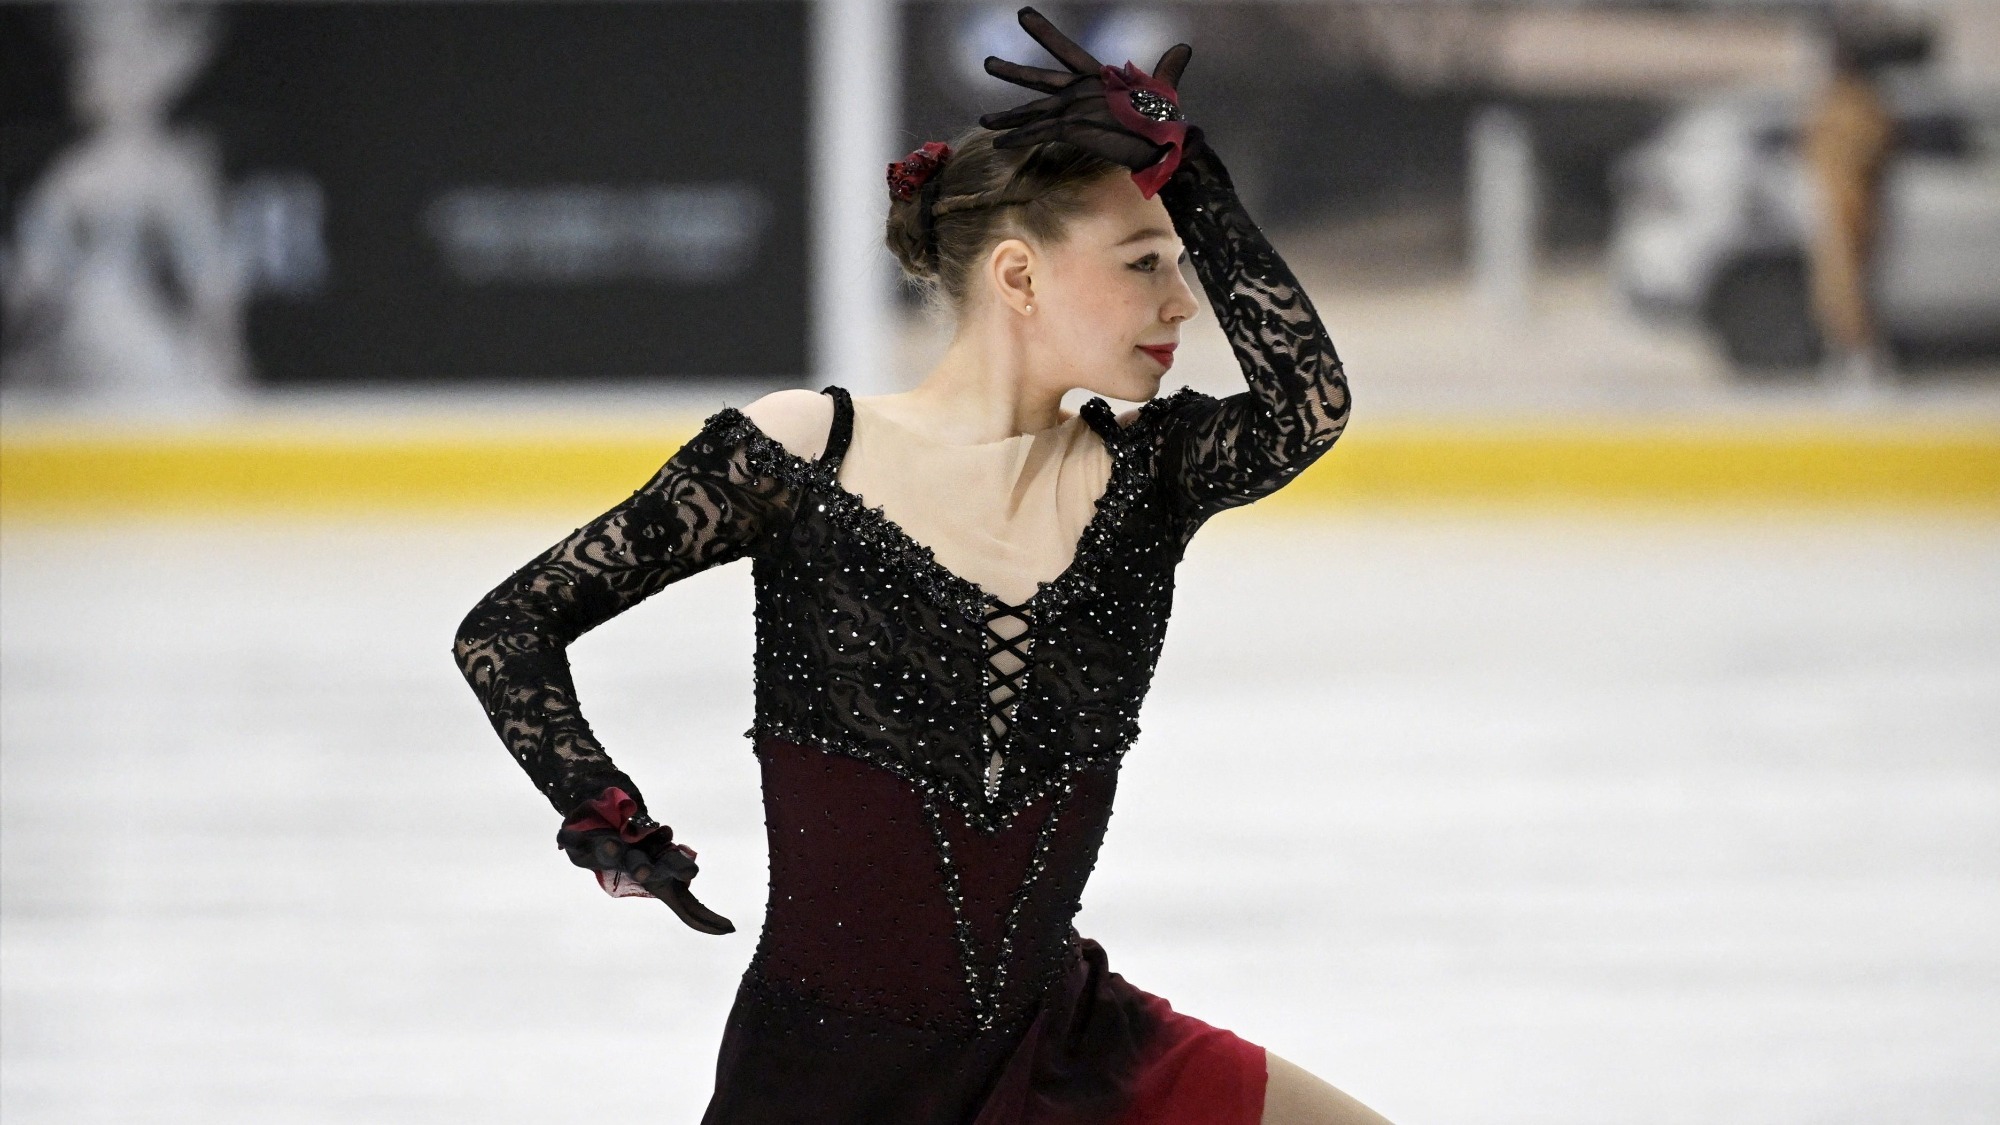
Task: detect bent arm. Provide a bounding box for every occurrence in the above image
[452,414,797,816]
[1150,139,1351,537]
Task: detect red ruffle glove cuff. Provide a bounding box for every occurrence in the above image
[1100,61,1190,199]
[560,787,698,900]
[561,786,668,844]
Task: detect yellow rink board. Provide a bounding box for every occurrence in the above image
[4,419,1998,519]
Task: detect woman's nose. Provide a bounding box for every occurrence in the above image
[1163,271,1198,324]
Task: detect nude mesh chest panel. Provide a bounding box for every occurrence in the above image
[451,143,1351,1036]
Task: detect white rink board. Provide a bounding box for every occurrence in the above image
[3,513,1997,1124]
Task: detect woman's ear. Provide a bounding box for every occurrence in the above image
[985,237,1037,315]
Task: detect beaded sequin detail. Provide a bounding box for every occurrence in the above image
[715,397,1138,626]
[1130,89,1183,122]
[453,141,1352,1047]
[920,773,1071,1030]
[716,395,1160,831]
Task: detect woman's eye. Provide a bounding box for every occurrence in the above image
[1130,254,1160,272]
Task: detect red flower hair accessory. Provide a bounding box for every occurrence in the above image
[888,141,953,202]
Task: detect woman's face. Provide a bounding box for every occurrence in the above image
[994,172,1201,403]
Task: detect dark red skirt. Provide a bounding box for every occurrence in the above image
[976,934,1268,1124]
[702,933,1266,1124]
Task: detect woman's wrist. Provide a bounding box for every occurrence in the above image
[558,783,660,840]
[558,772,643,822]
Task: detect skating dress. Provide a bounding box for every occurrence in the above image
[453,141,1349,1124]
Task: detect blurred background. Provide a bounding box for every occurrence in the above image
[3,0,1997,1122]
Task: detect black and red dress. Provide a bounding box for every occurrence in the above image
[453,140,1350,1123]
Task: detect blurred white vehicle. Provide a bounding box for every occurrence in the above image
[1608,81,2000,372]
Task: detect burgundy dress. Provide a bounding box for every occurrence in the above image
[453,140,1350,1123]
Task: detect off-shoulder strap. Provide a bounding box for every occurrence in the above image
[819,385,856,470]
[1077,397,1123,444]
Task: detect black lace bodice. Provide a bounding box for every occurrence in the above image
[453,140,1349,1039]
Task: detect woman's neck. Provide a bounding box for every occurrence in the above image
[888,312,1070,443]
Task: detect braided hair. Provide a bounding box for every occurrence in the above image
[884,126,1123,319]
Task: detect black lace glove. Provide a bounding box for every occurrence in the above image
[556,787,735,935]
[977,5,1203,198]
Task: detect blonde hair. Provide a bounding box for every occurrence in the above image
[884,126,1124,320]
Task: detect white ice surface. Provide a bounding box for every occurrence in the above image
[3,512,1997,1123]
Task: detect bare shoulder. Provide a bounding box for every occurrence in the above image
[740,388,834,461]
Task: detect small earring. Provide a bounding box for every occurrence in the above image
[1023,304,1034,314]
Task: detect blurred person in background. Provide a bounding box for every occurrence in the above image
[454,8,1382,1123]
[1,0,250,402]
[1803,20,1898,390]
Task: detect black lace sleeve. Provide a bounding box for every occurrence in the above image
[452,412,801,817]
[1147,140,1351,540]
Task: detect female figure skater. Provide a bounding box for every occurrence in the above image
[454,9,1387,1123]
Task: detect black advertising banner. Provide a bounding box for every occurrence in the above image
[3,1,809,388]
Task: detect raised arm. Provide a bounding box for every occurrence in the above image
[972,7,1351,540]
[1148,139,1351,538]
[451,409,799,818]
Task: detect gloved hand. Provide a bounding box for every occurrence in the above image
[557,787,735,935]
[977,5,1204,198]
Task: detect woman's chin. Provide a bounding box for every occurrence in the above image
[1073,365,1165,404]
[1115,377,1164,403]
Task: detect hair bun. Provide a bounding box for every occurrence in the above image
[888,141,952,202]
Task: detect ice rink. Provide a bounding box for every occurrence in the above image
[3,511,1997,1123]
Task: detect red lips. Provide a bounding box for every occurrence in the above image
[1136,343,1176,369]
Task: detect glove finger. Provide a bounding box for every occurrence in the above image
[1180,123,1209,160]
[629,842,696,883]
[658,847,699,882]
[991,117,1082,151]
[1152,43,1192,87]
[979,91,1075,130]
[983,56,1079,94]
[587,834,626,870]
[980,107,1056,132]
[620,845,656,879]
[998,119,1162,170]
[1017,6,1102,75]
[651,878,736,935]
[1104,138,1172,170]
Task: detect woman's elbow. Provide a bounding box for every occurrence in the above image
[452,600,506,686]
[1310,357,1351,444]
